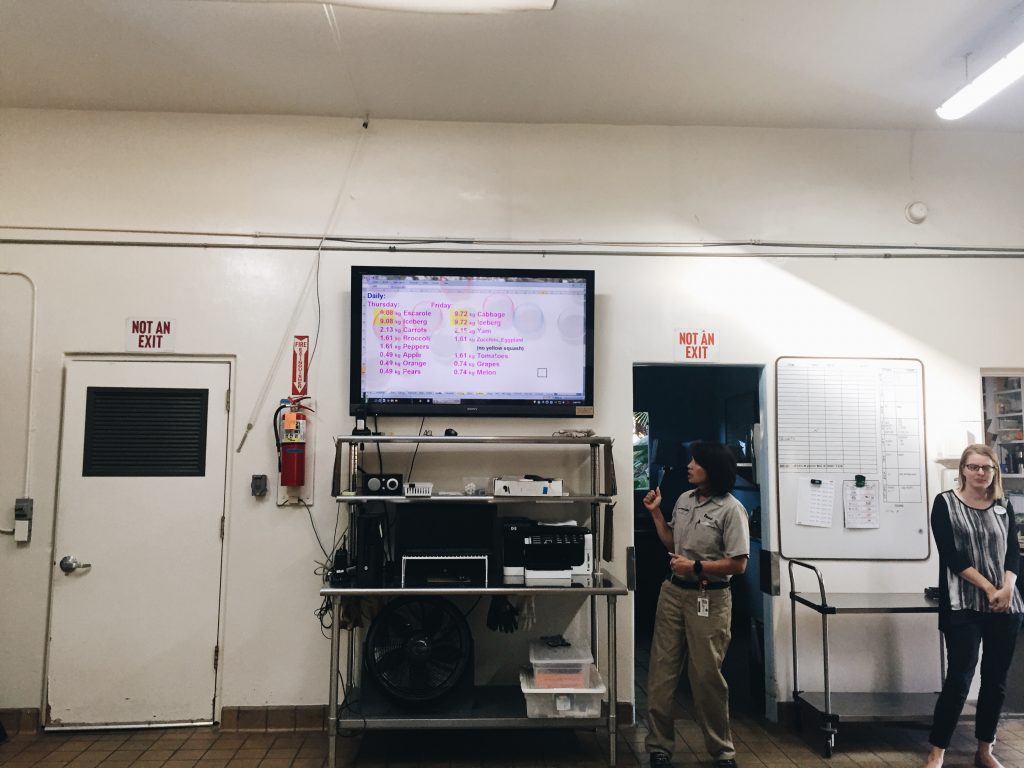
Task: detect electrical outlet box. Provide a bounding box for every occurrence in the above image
[14,497,33,543]
[251,475,268,497]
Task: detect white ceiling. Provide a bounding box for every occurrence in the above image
[2,0,1024,130]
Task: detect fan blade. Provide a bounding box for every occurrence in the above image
[388,612,417,639]
[429,622,461,646]
[375,647,408,674]
[419,600,446,636]
[430,643,465,666]
[409,660,431,692]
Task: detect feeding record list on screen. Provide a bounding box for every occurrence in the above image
[359,273,589,402]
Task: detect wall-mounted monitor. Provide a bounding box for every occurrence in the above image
[350,266,595,418]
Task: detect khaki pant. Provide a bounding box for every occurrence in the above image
[645,579,735,760]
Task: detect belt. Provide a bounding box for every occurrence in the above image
[667,574,730,590]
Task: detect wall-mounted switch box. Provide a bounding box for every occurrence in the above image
[251,475,268,497]
[14,498,33,543]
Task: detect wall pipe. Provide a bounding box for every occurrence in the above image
[0,272,37,534]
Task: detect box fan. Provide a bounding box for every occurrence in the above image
[362,596,475,709]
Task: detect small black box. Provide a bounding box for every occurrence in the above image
[401,555,489,587]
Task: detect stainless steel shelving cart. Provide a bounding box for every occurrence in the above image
[788,559,946,758]
[324,434,627,767]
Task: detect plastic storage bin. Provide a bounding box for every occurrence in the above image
[519,665,605,718]
[529,639,593,688]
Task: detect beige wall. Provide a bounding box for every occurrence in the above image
[1,108,1023,714]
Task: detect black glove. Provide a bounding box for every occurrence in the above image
[486,596,519,633]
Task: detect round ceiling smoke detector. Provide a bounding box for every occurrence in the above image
[905,201,929,224]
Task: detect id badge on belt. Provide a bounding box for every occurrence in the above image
[697,579,709,618]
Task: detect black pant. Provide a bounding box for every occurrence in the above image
[929,611,1022,748]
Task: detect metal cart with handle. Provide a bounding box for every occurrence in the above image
[788,559,950,757]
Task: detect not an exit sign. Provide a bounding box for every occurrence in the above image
[126,318,176,351]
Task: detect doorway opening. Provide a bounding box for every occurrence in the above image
[633,363,767,728]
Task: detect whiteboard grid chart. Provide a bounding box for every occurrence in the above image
[775,357,929,560]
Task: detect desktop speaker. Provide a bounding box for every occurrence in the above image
[363,473,403,495]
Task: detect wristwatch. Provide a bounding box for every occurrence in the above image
[693,559,703,575]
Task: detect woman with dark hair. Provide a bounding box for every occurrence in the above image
[643,440,749,768]
[924,443,1023,768]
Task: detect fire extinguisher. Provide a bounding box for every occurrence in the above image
[275,397,312,488]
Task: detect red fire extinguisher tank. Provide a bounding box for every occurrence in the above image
[280,409,307,487]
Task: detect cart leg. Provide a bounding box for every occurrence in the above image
[822,725,836,758]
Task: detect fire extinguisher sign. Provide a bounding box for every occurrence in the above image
[292,335,309,397]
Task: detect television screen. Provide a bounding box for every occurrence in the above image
[350,266,595,418]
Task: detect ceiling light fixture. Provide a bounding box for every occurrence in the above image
[191,0,556,12]
[936,38,1024,120]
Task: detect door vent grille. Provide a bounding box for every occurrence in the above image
[83,387,209,476]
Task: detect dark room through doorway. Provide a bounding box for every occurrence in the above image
[632,363,766,723]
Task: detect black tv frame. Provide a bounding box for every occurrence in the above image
[349,265,595,418]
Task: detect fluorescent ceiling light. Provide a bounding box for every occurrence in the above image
[187,0,556,12]
[936,38,1024,120]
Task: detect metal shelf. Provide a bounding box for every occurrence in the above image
[795,691,945,722]
[791,591,938,615]
[335,434,611,446]
[322,572,627,598]
[326,433,624,766]
[337,686,607,730]
[789,560,944,758]
[335,494,612,504]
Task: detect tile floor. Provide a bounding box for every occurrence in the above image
[3,715,1024,768]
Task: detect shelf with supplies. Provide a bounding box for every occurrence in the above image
[984,375,1024,476]
[324,433,626,767]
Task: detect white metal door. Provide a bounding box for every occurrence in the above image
[47,359,230,727]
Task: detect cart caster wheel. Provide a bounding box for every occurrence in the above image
[823,739,833,758]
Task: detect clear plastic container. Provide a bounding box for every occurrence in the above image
[529,639,593,688]
[519,665,605,718]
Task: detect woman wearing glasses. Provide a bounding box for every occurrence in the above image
[925,444,1023,768]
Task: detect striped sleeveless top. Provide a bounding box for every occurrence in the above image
[942,490,1024,614]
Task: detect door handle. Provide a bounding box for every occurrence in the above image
[59,555,92,574]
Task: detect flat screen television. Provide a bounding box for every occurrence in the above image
[350,265,595,418]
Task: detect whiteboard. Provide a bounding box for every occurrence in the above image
[775,357,930,560]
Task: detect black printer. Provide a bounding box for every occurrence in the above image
[503,518,592,580]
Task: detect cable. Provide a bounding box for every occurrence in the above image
[299,498,332,561]
[307,247,323,373]
[234,256,320,454]
[272,402,290,472]
[315,595,333,638]
[406,417,426,481]
[461,596,483,618]
[373,415,384,472]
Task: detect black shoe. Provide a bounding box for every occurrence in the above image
[649,752,671,768]
[713,760,737,768]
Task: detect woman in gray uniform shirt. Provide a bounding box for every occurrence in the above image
[643,441,749,768]
[925,444,1023,768]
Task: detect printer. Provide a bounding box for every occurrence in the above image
[502,519,592,582]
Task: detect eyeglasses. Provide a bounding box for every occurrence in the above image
[964,464,997,474]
